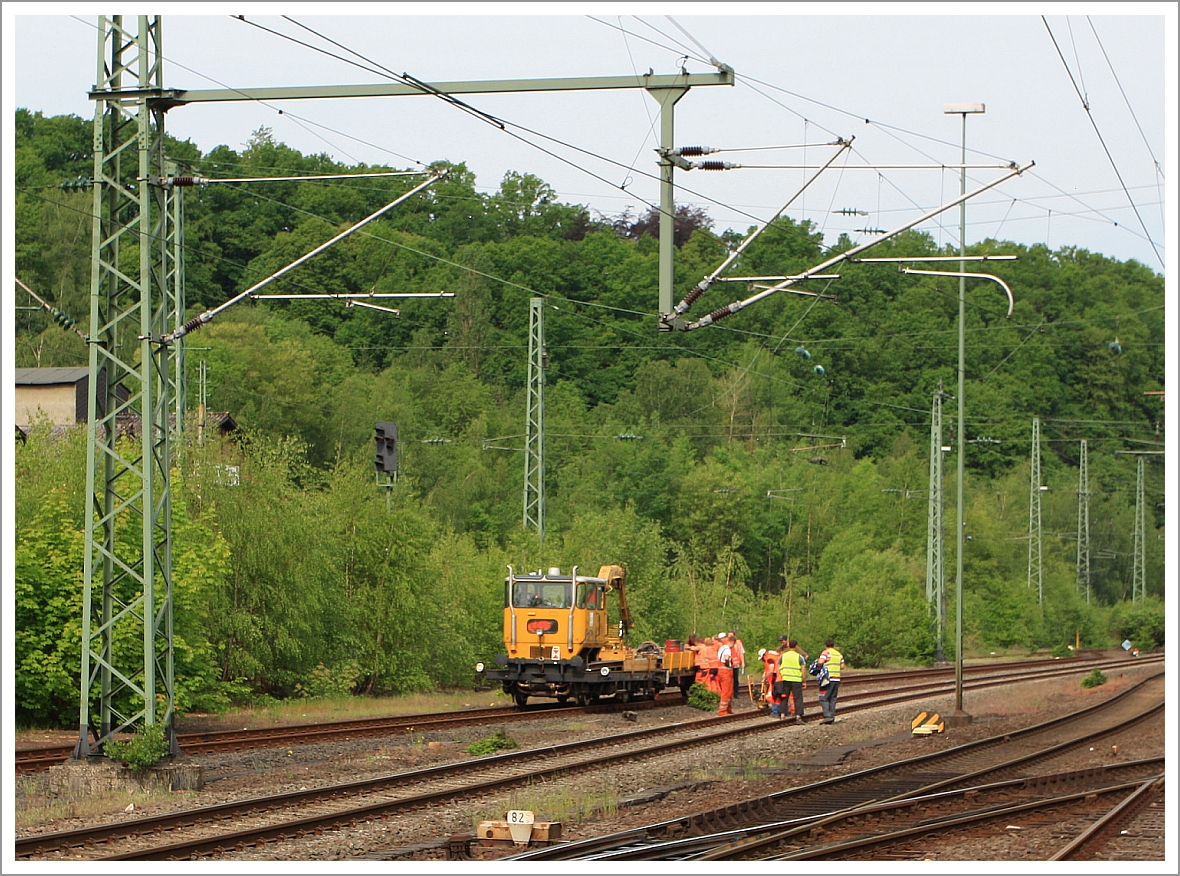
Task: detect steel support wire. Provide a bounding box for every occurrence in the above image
[670,162,1033,331]
[162,171,442,342]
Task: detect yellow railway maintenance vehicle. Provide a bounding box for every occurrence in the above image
[477,565,697,707]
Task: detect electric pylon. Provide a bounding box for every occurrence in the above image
[1027,417,1043,605]
[926,386,946,661]
[524,298,545,541]
[77,15,179,758]
[1076,439,1091,603]
[1132,455,1146,602]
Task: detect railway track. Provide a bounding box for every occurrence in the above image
[16,661,1159,861]
[13,696,675,774]
[507,671,1165,861]
[16,653,1147,774]
[760,763,1164,861]
[1048,774,1166,861]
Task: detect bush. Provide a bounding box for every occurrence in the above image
[1080,668,1107,689]
[1050,643,1073,658]
[103,722,169,770]
[466,729,518,756]
[686,682,720,711]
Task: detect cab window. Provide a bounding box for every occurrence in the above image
[576,583,601,608]
[511,581,570,608]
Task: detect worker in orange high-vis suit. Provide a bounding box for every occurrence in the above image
[758,647,782,717]
[702,634,721,693]
[728,630,746,704]
[715,633,735,715]
[686,635,706,688]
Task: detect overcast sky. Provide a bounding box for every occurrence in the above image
[6,3,1174,278]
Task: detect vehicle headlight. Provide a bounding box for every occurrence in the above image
[600,666,610,677]
[475,662,485,673]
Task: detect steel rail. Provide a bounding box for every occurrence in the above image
[19,653,1130,773]
[699,701,1164,860]
[772,772,1164,860]
[1048,774,1165,860]
[15,694,682,773]
[568,759,1165,861]
[509,670,1164,861]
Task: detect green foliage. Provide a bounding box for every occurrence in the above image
[1050,644,1073,658]
[103,723,169,771]
[466,729,518,756]
[295,662,362,699]
[1080,668,1107,689]
[687,683,720,711]
[1109,597,1165,650]
[12,118,1167,727]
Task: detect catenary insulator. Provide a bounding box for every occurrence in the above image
[694,161,737,171]
[675,146,717,157]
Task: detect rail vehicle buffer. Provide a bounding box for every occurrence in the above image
[911,711,945,735]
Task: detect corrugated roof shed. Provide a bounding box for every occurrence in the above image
[15,367,91,385]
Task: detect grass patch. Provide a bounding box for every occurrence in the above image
[475,782,620,827]
[15,785,186,831]
[184,690,511,732]
[1080,668,1108,688]
[466,729,518,757]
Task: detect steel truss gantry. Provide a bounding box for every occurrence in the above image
[75,17,732,755]
[78,15,180,757]
[926,385,947,661]
[1028,417,1043,606]
[524,299,545,540]
[1076,439,1091,603]
[1132,455,1146,603]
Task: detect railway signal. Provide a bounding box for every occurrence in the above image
[375,422,398,474]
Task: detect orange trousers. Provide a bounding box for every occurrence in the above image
[717,668,734,714]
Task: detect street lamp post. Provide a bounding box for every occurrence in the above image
[944,102,984,726]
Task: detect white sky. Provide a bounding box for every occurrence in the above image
[5,3,1175,275]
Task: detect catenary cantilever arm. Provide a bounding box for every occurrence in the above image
[900,267,1014,318]
[676,161,1034,331]
[163,170,444,342]
[662,138,853,328]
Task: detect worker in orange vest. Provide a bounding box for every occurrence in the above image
[728,630,746,703]
[715,632,735,715]
[702,635,721,693]
[758,647,782,717]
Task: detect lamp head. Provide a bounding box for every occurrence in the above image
[944,103,985,114]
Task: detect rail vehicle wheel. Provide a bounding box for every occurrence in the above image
[616,688,631,704]
[556,694,570,704]
[514,692,529,708]
[575,692,589,706]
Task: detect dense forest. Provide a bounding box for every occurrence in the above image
[13,108,1165,726]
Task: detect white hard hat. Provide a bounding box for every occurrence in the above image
[758,648,767,659]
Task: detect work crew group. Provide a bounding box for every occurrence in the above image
[686,633,845,723]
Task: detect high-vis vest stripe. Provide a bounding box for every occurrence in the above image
[780,649,805,682]
[823,647,843,680]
